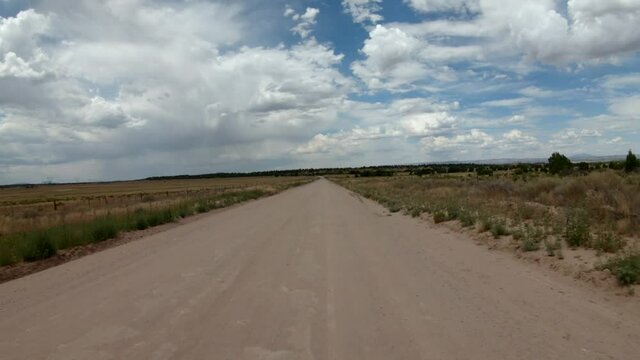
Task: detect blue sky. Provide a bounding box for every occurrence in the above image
[0,0,639,183]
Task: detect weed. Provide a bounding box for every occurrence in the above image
[479,216,493,233]
[90,219,119,242]
[409,206,424,218]
[433,209,447,223]
[22,232,57,261]
[565,208,591,248]
[458,210,476,228]
[490,220,509,238]
[600,252,640,285]
[516,224,545,252]
[591,230,626,253]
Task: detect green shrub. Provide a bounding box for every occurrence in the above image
[522,237,540,252]
[600,253,640,285]
[90,219,119,242]
[479,216,493,233]
[458,210,476,228]
[445,203,461,220]
[591,231,626,253]
[490,220,509,238]
[22,232,57,261]
[565,209,591,247]
[195,202,210,213]
[136,217,149,230]
[433,209,447,223]
[516,224,545,252]
[409,206,424,218]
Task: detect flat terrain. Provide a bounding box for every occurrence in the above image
[1,179,638,359]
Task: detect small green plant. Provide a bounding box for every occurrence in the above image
[600,252,640,286]
[445,203,460,220]
[409,206,423,218]
[591,230,626,253]
[522,237,540,252]
[517,224,545,252]
[195,202,210,213]
[479,216,493,233]
[433,209,447,223]
[565,209,591,248]
[458,210,476,228]
[387,204,402,213]
[490,220,509,238]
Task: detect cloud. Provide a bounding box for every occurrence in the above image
[608,95,640,118]
[295,97,459,157]
[285,7,320,39]
[481,97,531,108]
[602,73,640,90]
[398,0,640,66]
[342,0,383,24]
[420,128,541,160]
[0,4,352,182]
[518,86,555,98]
[404,0,480,13]
[351,25,468,91]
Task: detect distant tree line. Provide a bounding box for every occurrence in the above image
[143,150,639,181]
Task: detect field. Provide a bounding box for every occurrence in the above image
[331,170,640,286]
[0,176,312,267]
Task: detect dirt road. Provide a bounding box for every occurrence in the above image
[1,179,638,359]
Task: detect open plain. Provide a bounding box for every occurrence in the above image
[1,179,639,359]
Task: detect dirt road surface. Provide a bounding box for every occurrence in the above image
[1,179,639,359]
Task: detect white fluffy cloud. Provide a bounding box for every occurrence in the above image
[285,7,320,39]
[295,97,459,160]
[342,0,383,24]
[0,2,353,183]
[397,0,640,66]
[351,25,469,91]
[420,128,541,160]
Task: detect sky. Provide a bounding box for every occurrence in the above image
[0,0,639,184]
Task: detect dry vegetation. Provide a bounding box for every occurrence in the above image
[332,170,640,286]
[0,176,312,267]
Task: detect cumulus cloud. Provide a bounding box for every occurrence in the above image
[398,0,640,66]
[0,3,352,183]
[342,0,383,24]
[351,25,468,91]
[295,97,459,158]
[420,128,541,160]
[285,7,320,39]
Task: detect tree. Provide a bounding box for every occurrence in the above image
[578,162,590,172]
[548,152,573,175]
[624,150,639,173]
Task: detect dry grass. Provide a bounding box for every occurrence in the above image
[0,176,312,266]
[0,177,310,236]
[332,170,639,240]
